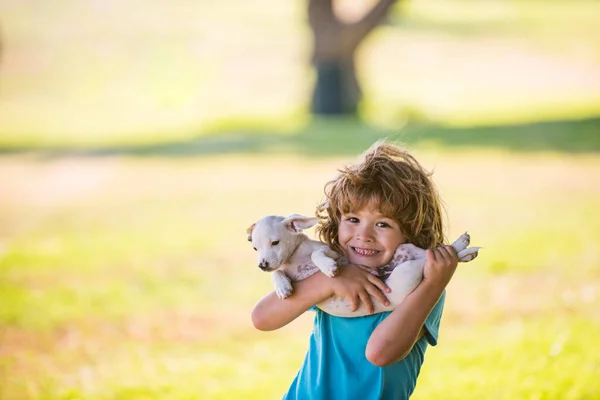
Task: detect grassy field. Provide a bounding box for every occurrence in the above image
[1,134,599,399]
[1,0,600,399]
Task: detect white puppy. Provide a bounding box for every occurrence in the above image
[247,214,340,299]
[248,214,480,317]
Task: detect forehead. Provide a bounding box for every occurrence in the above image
[254,216,285,235]
[342,198,393,218]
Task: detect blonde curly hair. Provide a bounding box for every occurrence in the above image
[316,140,445,253]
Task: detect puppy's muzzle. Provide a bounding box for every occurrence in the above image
[258,261,270,271]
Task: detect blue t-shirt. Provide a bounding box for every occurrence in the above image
[283,291,445,400]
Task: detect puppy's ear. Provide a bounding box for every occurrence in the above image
[283,215,319,233]
[246,223,256,242]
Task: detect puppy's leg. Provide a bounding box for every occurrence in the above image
[382,258,425,306]
[271,270,293,299]
[449,233,481,262]
[450,232,471,254]
[311,248,339,278]
[457,246,480,262]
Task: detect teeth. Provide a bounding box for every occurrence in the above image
[354,247,379,256]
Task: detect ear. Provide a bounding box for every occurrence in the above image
[282,214,319,233]
[246,223,256,242]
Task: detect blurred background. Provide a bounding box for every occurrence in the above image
[0,0,599,399]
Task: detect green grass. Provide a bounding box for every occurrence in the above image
[2,116,600,157]
[1,137,599,399]
[1,1,600,398]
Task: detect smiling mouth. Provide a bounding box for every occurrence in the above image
[351,247,380,256]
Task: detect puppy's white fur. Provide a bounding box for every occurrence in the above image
[248,215,340,299]
[248,214,480,317]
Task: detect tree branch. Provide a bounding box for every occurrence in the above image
[351,0,398,43]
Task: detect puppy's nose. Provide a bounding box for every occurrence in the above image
[258,261,269,271]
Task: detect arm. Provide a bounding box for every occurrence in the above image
[365,246,458,367]
[251,272,332,331]
[252,265,391,331]
[318,257,424,317]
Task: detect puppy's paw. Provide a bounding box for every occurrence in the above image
[457,246,480,262]
[318,258,339,278]
[274,280,293,299]
[451,232,470,253]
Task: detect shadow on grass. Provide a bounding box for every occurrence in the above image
[1,116,600,158]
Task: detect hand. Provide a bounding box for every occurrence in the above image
[330,265,390,314]
[423,245,459,288]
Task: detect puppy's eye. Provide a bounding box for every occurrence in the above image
[253,247,257,251]
[271,240,280,246]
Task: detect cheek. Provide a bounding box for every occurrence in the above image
[384,234,405,250]
[337,227,351,243]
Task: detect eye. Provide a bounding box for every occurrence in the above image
[376,222,390,228]
[271,240,280,246]
[253,247,257,251]
[347,217,359,223]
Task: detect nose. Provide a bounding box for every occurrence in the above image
[355,225,374,242]
[258,261,269,271]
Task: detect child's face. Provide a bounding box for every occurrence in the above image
[337,202,407,269]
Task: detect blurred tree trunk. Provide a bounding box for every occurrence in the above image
[308,0,397,115]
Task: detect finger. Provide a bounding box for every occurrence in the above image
[445,245,458,259]
[350,296,358,312]
[366,285,390,307]
[359,292,374,314]
[438,246,457,263]
[426,248,437,262]
[436,246,451,260]
[368,274,391,293]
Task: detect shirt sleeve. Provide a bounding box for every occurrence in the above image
[423,290,446,346]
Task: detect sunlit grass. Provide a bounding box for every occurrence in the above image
[1,0,600,398]
[415,317,600,400]
[0,144,599,399]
